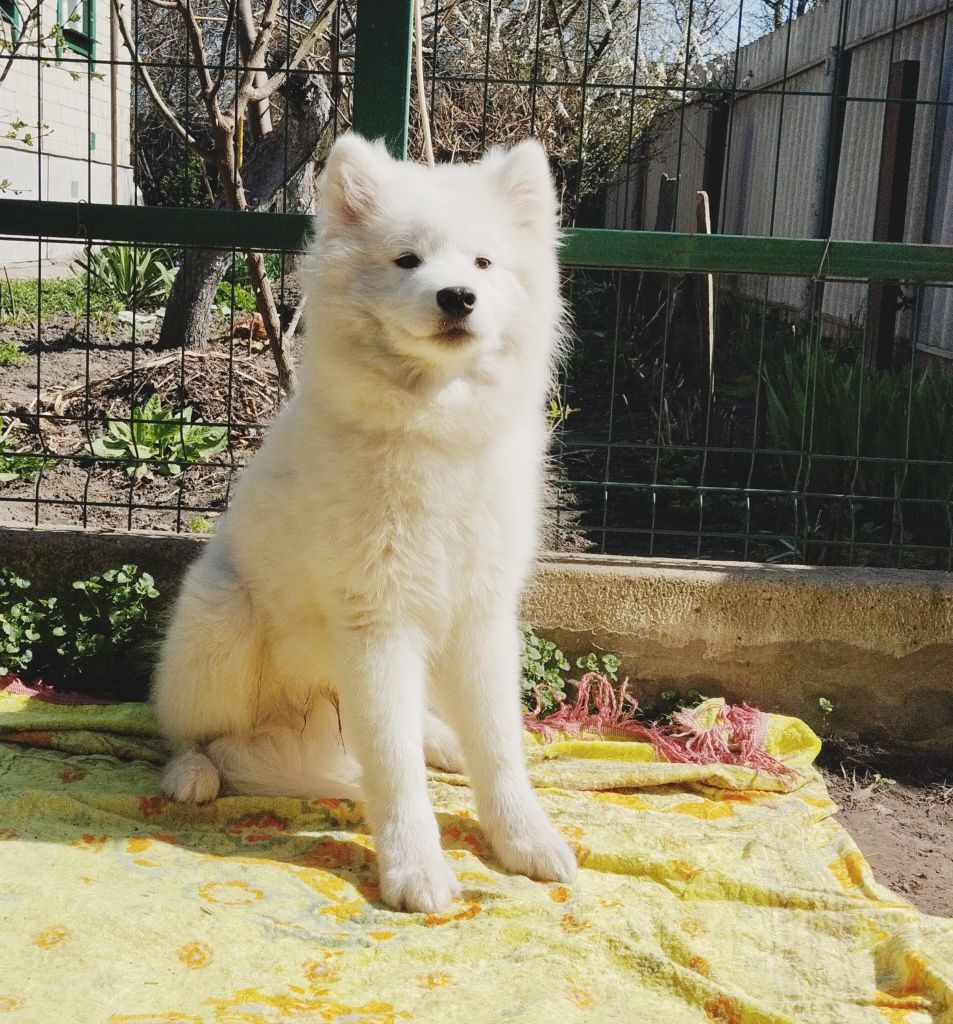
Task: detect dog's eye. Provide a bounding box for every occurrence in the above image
[475,257,492,270]
[394,253,422,269]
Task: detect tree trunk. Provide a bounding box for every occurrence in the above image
[156,72,331,356]
[157,247,232,350]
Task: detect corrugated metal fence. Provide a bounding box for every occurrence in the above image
[606,0,953,357]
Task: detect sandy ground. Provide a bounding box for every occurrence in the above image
[819,742,952,918]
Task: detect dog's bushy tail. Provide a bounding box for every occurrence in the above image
[205,720,362,801]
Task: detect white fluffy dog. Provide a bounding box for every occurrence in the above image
[152,133,577,913]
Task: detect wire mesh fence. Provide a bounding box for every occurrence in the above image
[1,0,952,567]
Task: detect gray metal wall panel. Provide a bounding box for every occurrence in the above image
[608,1,952,353]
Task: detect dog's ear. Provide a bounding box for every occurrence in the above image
[320,134,391,225]
[482,139,557,233]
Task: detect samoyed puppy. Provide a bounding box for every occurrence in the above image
[152,133,577,912]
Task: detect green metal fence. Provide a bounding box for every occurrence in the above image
[1,0,953,567]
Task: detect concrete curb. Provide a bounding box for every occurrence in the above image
[3,526,952,755]
[528,554,953,755]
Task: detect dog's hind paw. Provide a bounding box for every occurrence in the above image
[379,857,462,914]
[424,712,466,774]
[163,749,221,804]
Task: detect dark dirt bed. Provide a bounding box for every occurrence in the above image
[1,312,277,531]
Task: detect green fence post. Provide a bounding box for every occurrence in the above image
[351,0,414,159]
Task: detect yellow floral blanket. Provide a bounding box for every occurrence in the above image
[0,688,950,1023]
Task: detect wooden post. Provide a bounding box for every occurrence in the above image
[654,173,678,232]
[802,45,852,328]
[702,107,729,234]
[647,173,679,313]
[696,191,715,387]
[865,60,920,371]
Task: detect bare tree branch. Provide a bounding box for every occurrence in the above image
[0,0,41,89]
[245,0,339,105]
[236,0,272,139]
[235,0,282,117]
[174,0,220,117]
[211,0,238,101]
[111,0,216,162]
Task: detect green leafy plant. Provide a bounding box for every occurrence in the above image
[546,395,579,432]
[186,516,214,534]
[0,421,46,484]
[0,448,42,483]
[222,251,286,289]
[645,688,707,723]
[73,245,177,310]
[59,566,160,683]
[215,280,257,313]
[0,571,54,676]
[519,622,570,714]
[90,394,227,478]
[519,624,628,717]
[0,341,21,366]
[517,627,718,727]
[148,151,214,209]
[0,565,159,691]
[575,651,621,681]
[0,444,43,484]
[764,347,953,503]
[761,345,953,561]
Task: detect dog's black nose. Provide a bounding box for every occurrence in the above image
[436,286,477,317]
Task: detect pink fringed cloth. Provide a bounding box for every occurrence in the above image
[524,673,791,776]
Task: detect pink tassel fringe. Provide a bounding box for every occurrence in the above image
[524,672,791,776]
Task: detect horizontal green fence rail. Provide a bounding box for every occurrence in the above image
[3,199,953,281]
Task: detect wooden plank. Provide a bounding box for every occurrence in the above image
[696,191,715,388]
[559,229,953,282]
[654,174,678,233]
[802,45,852,325]
[865,60,921,371]
[702,107,729,234]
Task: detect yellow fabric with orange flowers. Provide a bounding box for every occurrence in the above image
[0,689,950,1023]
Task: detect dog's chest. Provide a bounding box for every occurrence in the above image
[322,431,538,611]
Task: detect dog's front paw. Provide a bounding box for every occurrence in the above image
[494,823,578,884]
[379,857,462,914]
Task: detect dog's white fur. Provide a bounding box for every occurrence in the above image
[152,134,576,913]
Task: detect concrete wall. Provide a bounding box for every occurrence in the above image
[2,525,951,759]
[0,0,135,269]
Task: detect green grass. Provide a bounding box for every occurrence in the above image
[0,341,21,366]
[1,277,121,323]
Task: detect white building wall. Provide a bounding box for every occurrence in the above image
[0,0,134,270]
